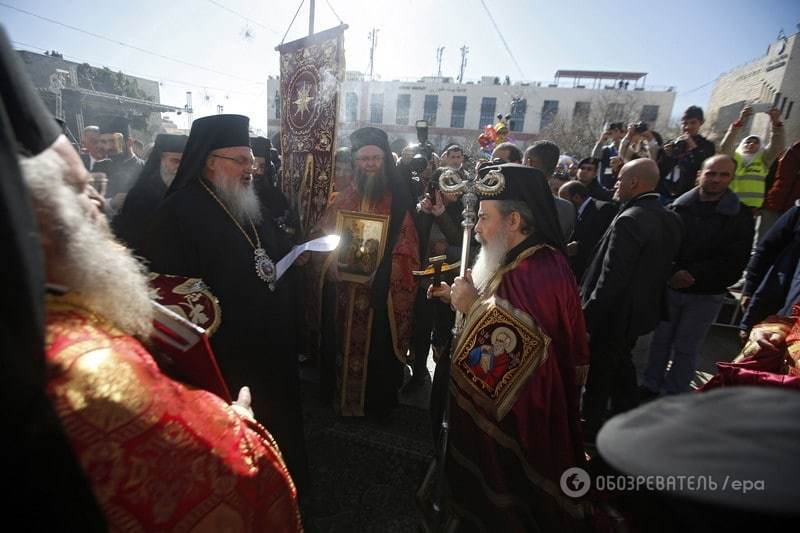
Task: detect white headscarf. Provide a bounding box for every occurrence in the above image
[736,135,763,167]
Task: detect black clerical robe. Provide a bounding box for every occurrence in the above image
[112,169,167,254]
[105,154,144,198]
[141,178,308,491]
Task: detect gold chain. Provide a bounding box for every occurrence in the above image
[200,179,261,249]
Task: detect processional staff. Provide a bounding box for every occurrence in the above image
[421,166,505,530]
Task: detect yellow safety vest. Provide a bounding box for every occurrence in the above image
[731,152,768,208]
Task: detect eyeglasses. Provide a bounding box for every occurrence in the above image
[211,154,256,168]
[355,155,384,163]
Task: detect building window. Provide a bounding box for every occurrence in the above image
[606,103,625,122]
[396,94,410,125]
[451,96,467,128]
[573,101,591,124]
[479,97,496,128]
[640,105,659,123]
[423,95,438,125]
[345,92,358,123]
[369,93,384,124]
[509,98,526,132]
[274,92,281,119]
[540,100,559,130]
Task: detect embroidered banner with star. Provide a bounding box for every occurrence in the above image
[276,25,347,237]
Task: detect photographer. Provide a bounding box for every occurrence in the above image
[657,105,716,200]
[592,122,625,188]
[619,121,659,162]
[719,105,785,238]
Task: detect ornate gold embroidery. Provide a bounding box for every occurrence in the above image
[57,348,151,433]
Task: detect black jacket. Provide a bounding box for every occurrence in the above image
[669,187,754,295]
[586,178,614,202]
[741,205,800,329]
[581,192,683,340]
[568,198,618,281]
[657,134,716,198]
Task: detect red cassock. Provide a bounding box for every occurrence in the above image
[447,245,591,531]
[43,293,302,532]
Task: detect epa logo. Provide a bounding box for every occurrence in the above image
[560,467,591,497]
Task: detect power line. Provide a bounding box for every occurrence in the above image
[0,1,265,85]
[477,0,526,80]
[678,78,717,96]
[11,40,264,98]
[206,0,280,34]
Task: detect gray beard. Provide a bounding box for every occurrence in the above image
[20,150,154,338]
[472,227,510,294]
[355,168,388,201]
[211,175,263,225]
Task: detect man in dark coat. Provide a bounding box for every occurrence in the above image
[142,114,308,492]
[558,180,618,280]
[642,155,754,396]
[740,203,800,333]
[112,133,186,254]
[94,115,144,208]
[580,158,683,437]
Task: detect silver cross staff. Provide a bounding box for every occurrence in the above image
[438,166,505,335]
[420,166,505,530]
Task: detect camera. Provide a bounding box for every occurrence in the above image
[414,120,436,163]
[634,121,648,134]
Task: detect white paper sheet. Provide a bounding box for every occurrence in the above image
[275,234,340,281]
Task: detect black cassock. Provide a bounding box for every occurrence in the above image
[112,168,167,255]
[142,178,308,491]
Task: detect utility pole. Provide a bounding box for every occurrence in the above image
[309,0,315,35]
[458,45,469,84]
[367,28,378,80]
[185,91,194,128]
[436,46,445,77]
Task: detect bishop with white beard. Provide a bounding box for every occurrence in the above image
[142,114,309,491]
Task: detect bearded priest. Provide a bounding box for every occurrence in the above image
[312,126,420,418]
[142,115,308,491]
[430,163,591,531]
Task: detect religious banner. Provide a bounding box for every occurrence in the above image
[277,25,346,237]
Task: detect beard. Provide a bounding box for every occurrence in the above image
[471,225,510,293]
[355,167,388,202]
[20,150,154,338]
[211,174,263,225]
[160,162,177,187]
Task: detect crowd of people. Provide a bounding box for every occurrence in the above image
[4,21,800,531]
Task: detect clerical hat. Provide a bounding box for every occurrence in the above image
[154,133,187,154]
[250,136,272,158]
[597,386,800,515]
[167,114,250,195]
[476,162,565,252]
[350,126,391,156]
[98,115,132,138]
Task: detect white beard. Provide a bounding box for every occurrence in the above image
[20,150,154,338]
[471,226,510,294]
[212,174,262,225]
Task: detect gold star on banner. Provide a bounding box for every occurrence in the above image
[293,84,314,118]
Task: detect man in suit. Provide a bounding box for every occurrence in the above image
[580,158,683,439]
[79,125,104,171]
[558,180,618,281]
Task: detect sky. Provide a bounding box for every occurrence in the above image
[2,0,799,132]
